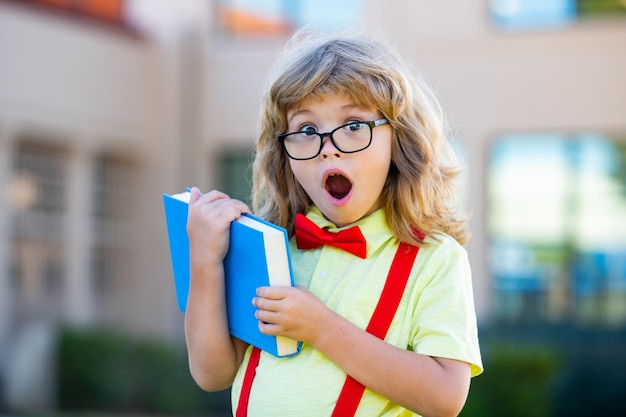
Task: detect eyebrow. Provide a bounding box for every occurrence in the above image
[286,108,312,121]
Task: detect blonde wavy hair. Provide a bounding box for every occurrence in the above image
[252,29,469,246]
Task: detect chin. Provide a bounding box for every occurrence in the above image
[317,196,379,227]
[327,210,367,228]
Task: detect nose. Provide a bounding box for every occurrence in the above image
[319,133,341,158]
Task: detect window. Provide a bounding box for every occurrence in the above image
[489,0,626,30]
[216,0,363,38]
[9,141,69,321]
[215,149,254,206]
[488,133,626,325]
[91,154,138,319]
[92,154,137,223]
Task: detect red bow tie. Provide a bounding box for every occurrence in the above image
[294,213,367,259]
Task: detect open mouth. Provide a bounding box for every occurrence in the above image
[325,173,352,200]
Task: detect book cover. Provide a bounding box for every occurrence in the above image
[163,191,301,358]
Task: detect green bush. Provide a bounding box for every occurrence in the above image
[59,325,626,416]
[460,343,560,417]
[550,333,626,417]
[460,325,626,417]
[57,327,230,415]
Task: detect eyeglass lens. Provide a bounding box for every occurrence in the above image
[282,121,373,160]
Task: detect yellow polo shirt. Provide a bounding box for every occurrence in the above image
[231,207,483,417]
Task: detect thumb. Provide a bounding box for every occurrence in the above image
[188,187,202,204]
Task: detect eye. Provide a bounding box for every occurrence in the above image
[346,121,367,132]
[301,124,318,136]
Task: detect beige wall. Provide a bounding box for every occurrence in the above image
[0,2,183,343]
[1,0,625,345]
[200,0,626,321]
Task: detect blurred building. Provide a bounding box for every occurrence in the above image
[0,0,625,412]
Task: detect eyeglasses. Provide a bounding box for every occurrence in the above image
[277,119,390,161]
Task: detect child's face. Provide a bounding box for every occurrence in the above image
[285,92,393,227]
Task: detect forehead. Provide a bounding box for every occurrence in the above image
[286,90,376,119]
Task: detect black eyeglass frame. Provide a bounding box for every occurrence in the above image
[277,118,390,161]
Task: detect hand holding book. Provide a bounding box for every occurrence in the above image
[163,190,302,358]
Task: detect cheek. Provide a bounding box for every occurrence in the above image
[288,160,301,181]
[366,152,393,193]
[288,160,314,192]
[369,160,392,190]
[370,139,393,178]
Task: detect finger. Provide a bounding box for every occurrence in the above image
[256,286,290,300]
[188,189,228,218]
[197,189,230,204]
[189,194,249,225]
[252,296,281,313]
[255,309,284,335]
[200,192,250,217]
[257,319,280,336]
[211,202,250,224]
[255,308,280,323]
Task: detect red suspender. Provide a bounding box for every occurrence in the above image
[236,242,420,417]
[235,346,261,417]
[331,242,419,416]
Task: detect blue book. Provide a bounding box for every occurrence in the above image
[163,191,301,358]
